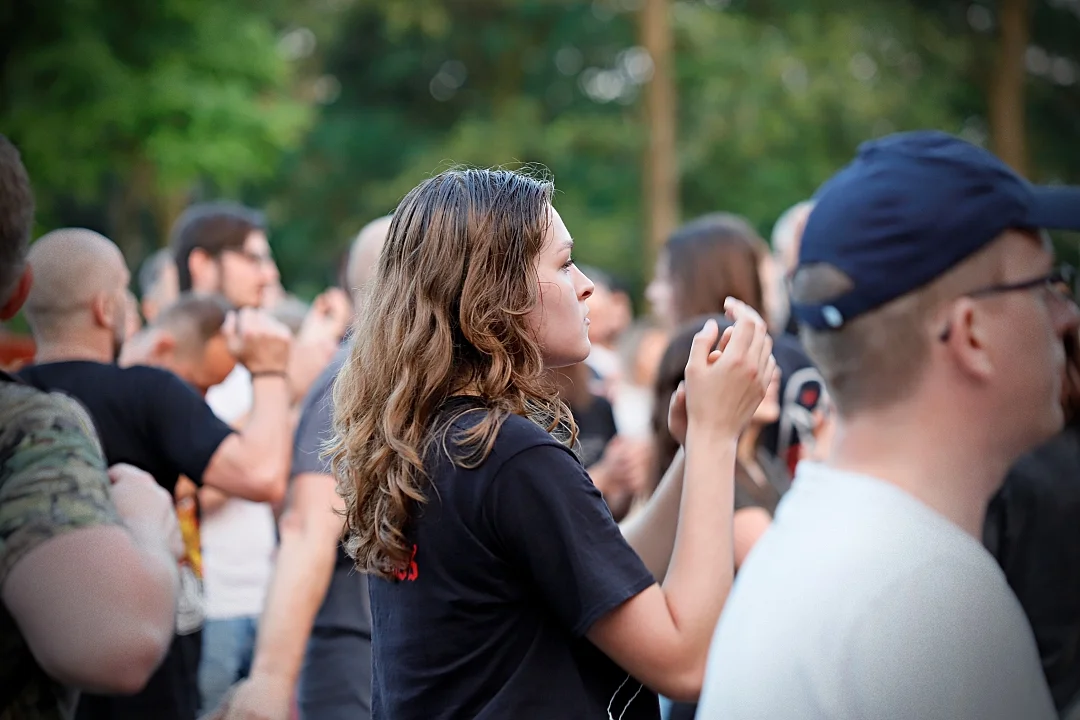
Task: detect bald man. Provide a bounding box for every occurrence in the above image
[0,135,181,719]
[18,229,296,720]
[214,216,392,720]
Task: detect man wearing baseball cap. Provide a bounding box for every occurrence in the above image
[696,130,1080,719]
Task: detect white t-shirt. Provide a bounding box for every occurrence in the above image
[697,462,1055,720]
[202,365,277,620]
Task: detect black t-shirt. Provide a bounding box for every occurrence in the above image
[985,421,1080,710]
[17,362,234,720]
[18,361,233,494]
[369,399,660,720]
[291,344,372,717]
[571,394,618,469]
[733,449,792,516]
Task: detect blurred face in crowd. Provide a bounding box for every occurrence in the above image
[526,208,595,369]
[587,280,631,348]
[968,230,1080,452]
[759,253,788,331]
[779,204,812,277]
[193,230,278,309]
[124,290,143,343]
[222,230,278,309]
[645,251,675,328]
[142,260,179,324]
[183,332,238,395]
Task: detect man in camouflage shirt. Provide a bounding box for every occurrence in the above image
[0,134,182,719]
[0,375,119,718]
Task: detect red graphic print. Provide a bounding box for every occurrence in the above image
[395,544,419,582]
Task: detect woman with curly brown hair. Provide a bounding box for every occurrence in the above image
[328,168,775,719]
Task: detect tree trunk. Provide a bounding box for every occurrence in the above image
[989,0,1031,176]
[641,0,679,265]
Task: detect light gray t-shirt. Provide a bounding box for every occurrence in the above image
[697,462,1055,720]
[292,343,371,635]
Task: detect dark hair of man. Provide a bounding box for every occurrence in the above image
[170,202,266,292]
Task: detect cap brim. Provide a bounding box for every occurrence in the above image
[1029,185,1080,231]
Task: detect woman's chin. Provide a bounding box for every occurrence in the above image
[543,345,592,370]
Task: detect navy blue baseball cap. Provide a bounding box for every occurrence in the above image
[791,130,1080,331]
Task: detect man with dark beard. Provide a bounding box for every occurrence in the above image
[18,228,296,720]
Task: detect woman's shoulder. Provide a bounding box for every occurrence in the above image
[437,399,571,464]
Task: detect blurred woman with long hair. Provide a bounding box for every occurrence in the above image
[328,168,774,719]
[646,212,824,478]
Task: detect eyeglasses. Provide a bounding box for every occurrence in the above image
[224,248,275,267]
[939,264,1077,341]
[967,264,1076,303]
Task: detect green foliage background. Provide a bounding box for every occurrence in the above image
[3,0,1078,310]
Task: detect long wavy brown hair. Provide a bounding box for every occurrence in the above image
[328,168,574,579]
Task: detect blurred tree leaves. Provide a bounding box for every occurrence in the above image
[3,0,1078,302]
[674,1,970,230]
[0,0,317,258]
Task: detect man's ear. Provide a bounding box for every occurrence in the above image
[149,330,177,360]
[188,248,217,292]
[941,298,994,380]
[0,265,32,320]
[90,292,116,330]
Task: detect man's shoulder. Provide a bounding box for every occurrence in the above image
[301,347,350,413]
[0,381,102,455]
[0,383,110,519]
[21,359,184,391]
[117,362,192,385]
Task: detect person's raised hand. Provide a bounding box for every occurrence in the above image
[683,300,775,441]
[224,308,292,376]
[668,381,688,448]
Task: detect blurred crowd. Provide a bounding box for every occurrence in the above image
[3,119,1080,720]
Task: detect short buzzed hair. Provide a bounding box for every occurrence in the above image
[170,202,265,292]
[791,243,1003,415]
[0,135,35,303]
[152,293,232,354]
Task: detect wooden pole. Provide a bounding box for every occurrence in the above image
[989,0,1031,175]
[641,0,679,265]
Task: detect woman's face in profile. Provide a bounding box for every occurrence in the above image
[526,207,595,369]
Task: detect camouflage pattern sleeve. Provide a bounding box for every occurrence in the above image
[0,384,122,587]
